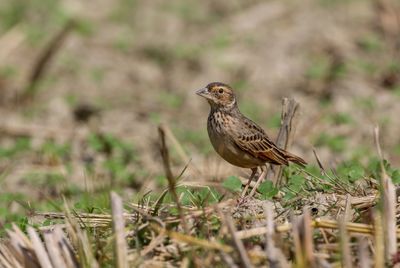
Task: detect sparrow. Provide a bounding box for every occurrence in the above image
[196,82,306,190]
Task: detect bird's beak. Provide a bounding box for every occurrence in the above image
[195,87,209,98]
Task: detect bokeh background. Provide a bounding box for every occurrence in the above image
[0,0,399,226]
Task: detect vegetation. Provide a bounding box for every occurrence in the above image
[1,0,400,267]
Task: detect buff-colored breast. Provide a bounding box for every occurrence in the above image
[207,111,265,168]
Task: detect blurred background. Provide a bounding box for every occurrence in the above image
[0,0,399,227]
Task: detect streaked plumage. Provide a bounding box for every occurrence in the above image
[196,82,306,173]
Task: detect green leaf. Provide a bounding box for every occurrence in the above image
[290,175,305,186]
[392,169,400,184]
[283,191,296,200]
[179,188,193,206]
[222,176,242,192]
[88,133,104,152]
[348,166,364,182]
[285,175,306,193]
[197,187,221,204]
[258,181,278,199]
[304,165,321,177]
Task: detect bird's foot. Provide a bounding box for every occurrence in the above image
[237,195,248,206]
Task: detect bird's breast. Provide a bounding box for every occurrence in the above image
[207,111,262,168]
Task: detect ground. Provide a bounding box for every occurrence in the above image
[0,0,400,266]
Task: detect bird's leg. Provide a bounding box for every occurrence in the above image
[248,165,268,198]
[241,167,258,197]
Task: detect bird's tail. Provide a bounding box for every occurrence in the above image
[284,151,307,167]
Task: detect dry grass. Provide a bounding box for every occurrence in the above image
[1,0,400,267]
[0,188,398,267]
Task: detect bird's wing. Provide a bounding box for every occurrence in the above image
[232,117,289,165]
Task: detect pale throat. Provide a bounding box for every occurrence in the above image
[209,98,237,113]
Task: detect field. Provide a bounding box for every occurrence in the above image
[1,0,400,267]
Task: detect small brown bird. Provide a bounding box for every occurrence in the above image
[196,82,306,189]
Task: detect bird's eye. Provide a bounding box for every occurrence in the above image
[218,88,224,94]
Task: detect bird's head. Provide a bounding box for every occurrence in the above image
[196,82,237,110]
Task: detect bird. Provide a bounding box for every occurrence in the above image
[196,82,306,194]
